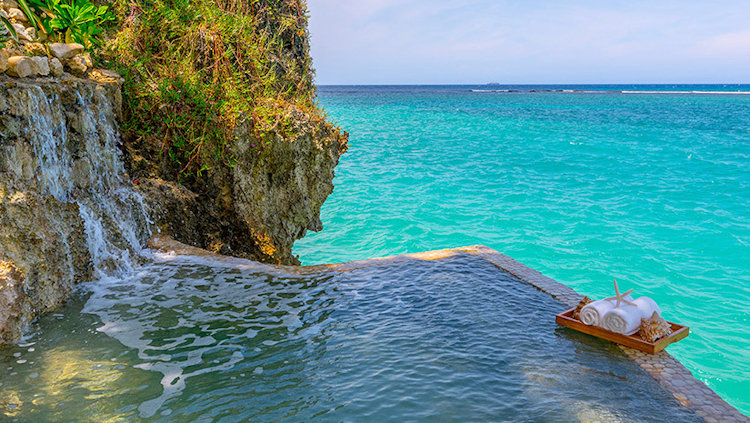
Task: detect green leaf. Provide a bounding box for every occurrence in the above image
[16,0,39,33]
[38,15,53,35]
[1,16,19,42]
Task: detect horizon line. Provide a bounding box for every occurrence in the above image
[315,82,750,86]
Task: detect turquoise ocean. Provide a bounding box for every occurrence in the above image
[293,85,750,415]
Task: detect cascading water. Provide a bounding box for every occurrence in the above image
[20,85,151,277]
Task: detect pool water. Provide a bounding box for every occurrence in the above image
[0,252,701,422]
[293,85,750,414]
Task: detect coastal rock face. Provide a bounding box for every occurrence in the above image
[114,0,349,265]
[230,114,347,264]
[125,109,348,265]
[0,0,346,344]
[0,76,148,343]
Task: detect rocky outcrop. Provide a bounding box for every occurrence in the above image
[0,0,347,344]
[112,0,349,265]
[126,108,348,265]
[0,75,149,343]
[0,74,345,342]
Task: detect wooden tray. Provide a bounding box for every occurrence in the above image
[555,308,689,354]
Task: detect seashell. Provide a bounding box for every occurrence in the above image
[572,296,592,321]
[640,311,672,343]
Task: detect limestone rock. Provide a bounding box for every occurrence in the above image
[89,68,123,84]
[11,23,32,41]
[0,50,7,73]
[1,0,20,10]
[0,261,29,344]
[48,57,63,76]
[64,55,87,76]
[6,56,33,77]
[6,7,26,22]
[0,78,128,344]
[30,56,49,76]
[128,106,349,265]
[80,52,93,68]
[25,42,46,56]
[49,42,84,60]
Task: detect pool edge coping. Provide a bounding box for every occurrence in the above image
[149,236,748,423]
[453,245,748,423]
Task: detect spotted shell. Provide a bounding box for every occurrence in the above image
[640,311,672,343]
[572,296,592,321]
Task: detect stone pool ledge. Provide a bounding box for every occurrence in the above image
[149,236,748,423]
[438,245,747,423]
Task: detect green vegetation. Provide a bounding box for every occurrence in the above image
[33,0,115,47]
[102,0,321,179]
[2,0,114,47]
[1,16,18,42]
[17,0,40,31]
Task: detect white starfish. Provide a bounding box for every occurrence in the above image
[604,279,638,308]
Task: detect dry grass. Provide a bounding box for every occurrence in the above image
[101,0,322,179]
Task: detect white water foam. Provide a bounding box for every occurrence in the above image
[81,259,298,417]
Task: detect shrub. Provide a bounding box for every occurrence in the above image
[104,0,322,180]
[26,0,115,47]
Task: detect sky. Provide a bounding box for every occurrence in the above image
[307,0,750,84]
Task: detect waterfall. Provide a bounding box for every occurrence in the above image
[20,84,151,277]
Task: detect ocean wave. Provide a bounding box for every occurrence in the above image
[470,89,750,95]
[621,90,750,95]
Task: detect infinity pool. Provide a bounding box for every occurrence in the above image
[0,252,700,422]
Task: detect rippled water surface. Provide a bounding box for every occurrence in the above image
[1,253,701,422]
[293,85,750,414]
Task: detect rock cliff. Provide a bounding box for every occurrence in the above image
[109,0,349,265]
[0,75,149,343]
[0,0,348,344]
[126,105,347,265]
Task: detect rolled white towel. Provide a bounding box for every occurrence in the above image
[579,295,634,326]
[632,296,661,318]
[580,299,615,326]
[602,305,642,335]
